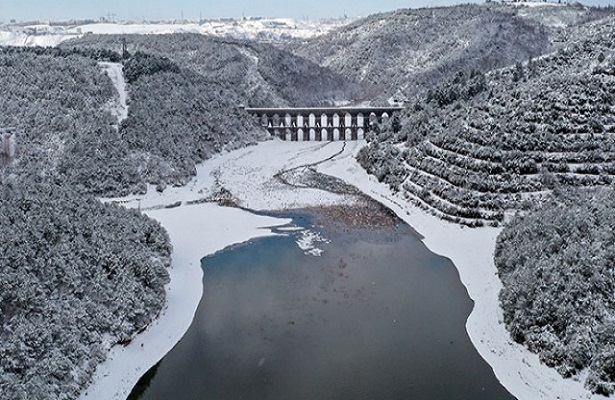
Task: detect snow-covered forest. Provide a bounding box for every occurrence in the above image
[0,47,176,399]
[0,45,265,193]
[294,4,549,103]
[0,178,171,399]
[496,189,615,395]
[293,3,613,103]
[3,1,615,398]
[357,14,615,226]
[63,33,362,107]
[0,47,137,195]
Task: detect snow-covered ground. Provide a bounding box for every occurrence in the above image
[0,18,350,47]
[85,139,603,400]
[99,62,129,124]
[509,1,565,8]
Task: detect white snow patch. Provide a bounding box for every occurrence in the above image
[277,226,304,232]
[296,230,331,257]
[509,1,565,8]
[99,62,129,124]
[210,141,361,211]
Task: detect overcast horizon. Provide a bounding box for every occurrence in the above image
[2,0,615,23]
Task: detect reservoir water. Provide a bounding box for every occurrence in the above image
[130,210,516,400]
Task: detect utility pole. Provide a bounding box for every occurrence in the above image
[121,36,128,59]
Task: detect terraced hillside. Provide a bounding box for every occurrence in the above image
[358,15,615,227]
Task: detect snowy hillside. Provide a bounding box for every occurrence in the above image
[495,188,615,396]
[0,17,349,47]
[0,179,172,400]
[359,14,615,226]
[4,3,615,400]
[63,33,362,107]
[290,2,614,103]
[292,4,552,103]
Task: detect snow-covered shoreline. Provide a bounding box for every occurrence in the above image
[82,139,602,400]
[78,204,291,400]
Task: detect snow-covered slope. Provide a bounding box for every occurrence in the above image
[0,18,350,47]
[99,62,129,124]
[292,4,552,103]
[359,14,615,226]
[290,2,614,103]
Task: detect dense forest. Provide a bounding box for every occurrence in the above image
[293,2,614,103]
[0,178,171,400]
[63,33,363,107]
[0,47,177,399]
[496,189,615,395]
[0,48,138,195]
[0,46,267,194]
[3,2,615,399]
[293,4,549,103]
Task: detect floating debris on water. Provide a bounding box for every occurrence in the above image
[295,230,330,257]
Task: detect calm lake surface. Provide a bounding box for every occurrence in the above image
[130,211,516,400]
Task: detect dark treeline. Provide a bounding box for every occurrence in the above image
[0,44,122,62]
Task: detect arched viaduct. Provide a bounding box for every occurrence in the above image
[245,106,404,141]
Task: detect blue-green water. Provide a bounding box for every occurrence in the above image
[130,212,515,400]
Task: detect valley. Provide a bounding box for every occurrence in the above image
[2,2,615,399]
